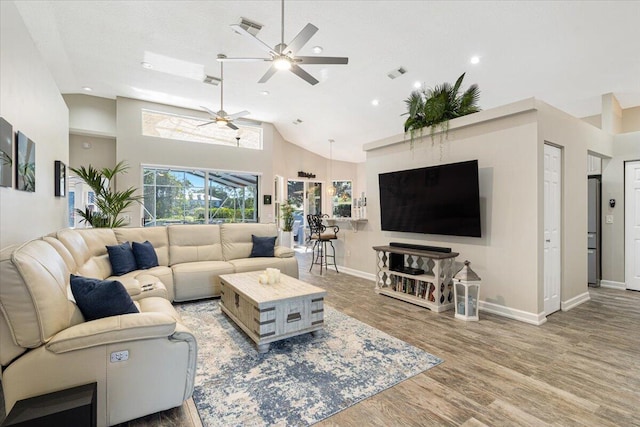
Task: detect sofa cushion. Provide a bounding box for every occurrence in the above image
[57,228,118,279]
[171,261,235,301]
[132,241,159,269]
[168,224,223,265]
[114,227,170,266]
[249,235,276,258]
[70,275,139,321]
[220,223,279,261]
[106,242,137,276]
[227,257,289,274]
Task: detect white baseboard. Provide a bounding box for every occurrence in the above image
[561,291,590,311]
[478,301,547,325]
[337,265,376,282]
[600,280,626,290]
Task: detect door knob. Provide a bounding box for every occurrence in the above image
[545,239,551,243]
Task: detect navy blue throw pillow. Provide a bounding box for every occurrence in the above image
[250,235,277,257]
[70,274,139,321]
[106,242,137,276]
[132,241,159,269]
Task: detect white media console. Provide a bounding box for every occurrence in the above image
[373,245,459,312]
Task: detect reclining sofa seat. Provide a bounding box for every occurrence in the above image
[0,239,197,427]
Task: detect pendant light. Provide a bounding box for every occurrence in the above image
[327,139,336,196]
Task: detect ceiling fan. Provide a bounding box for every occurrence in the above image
[200,54,249,130]
[220,0,348,85]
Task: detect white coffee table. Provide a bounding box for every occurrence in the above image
[219,271,327,353]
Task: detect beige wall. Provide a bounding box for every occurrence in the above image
[69,134,116,171]
[361,101,542,320]
[115,97,278,227]
[64,94,116,137]
[582,114,601,129]
[622,106,640,133]
[535,101,613,307]
[0,1,69,248]
[347,99,616,323]
[601,132,640,284]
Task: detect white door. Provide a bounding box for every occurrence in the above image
[625,161,640,291]
[544,144,562,314]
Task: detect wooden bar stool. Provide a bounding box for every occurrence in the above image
[307,214,339,274]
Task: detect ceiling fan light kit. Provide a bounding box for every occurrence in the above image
[200,54,250,131]
[222,0,349,85]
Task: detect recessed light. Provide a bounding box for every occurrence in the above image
[260,90,270,96]
[470,56,480,65]
[413,81,422,89]
[371,99,379,106]
[141,61,153,69]
[312,46,323,54]
[82,86,92,92]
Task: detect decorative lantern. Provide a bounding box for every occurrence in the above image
[453,260,481,321]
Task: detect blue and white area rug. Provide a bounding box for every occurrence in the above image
[176,300,443,426]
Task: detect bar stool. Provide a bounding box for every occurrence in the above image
[307,214,339,274]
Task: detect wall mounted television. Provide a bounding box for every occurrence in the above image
[378,160,481,237]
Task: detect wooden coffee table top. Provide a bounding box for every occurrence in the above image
[219,271,326,307]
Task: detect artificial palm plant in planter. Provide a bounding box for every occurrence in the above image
[279,200,295,248]
[70,161,141,228]
[403,72,481,149]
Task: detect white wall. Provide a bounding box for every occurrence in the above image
[601,132,640,284]
[69,134,116,171]
[64,94,116,137]
[0,1,69,248]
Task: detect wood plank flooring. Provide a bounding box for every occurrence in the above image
[5,250,639,426]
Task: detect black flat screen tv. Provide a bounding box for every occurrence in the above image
[378,160,481,237]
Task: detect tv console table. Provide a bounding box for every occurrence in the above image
[373,245,459,312]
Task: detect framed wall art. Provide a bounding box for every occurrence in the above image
[54,160,66,197]
[16,131,35,192]
[0,117,12,187]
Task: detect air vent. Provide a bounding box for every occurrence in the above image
[239,17,263,36]
[387,67,408,79]
[203,74,221,86]
[293,118,303,125]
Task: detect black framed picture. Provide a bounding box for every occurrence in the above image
[0,117,12,188]
[55,160,66,197]
[15,131,35,192]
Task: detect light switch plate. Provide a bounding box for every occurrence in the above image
[605,215,614,224]
[110,350,129,362]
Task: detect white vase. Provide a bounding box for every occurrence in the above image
[280,231,293,249]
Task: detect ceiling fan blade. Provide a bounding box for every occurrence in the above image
[198,121,216,127]
[227,110,250,120]
[218,57,271,62]
[296,56,349,65]
[290,64,319,85]
[258,65,278,83]
[285,23,318,55]
[201,106,220,117]
[230,24,276,55]
[226,122,239,131]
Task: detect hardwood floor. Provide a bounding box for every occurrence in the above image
[5,251,639,426]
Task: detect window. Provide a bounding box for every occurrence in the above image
[141,109,262,150]
[332,180,352,217]
[142,167,258,226]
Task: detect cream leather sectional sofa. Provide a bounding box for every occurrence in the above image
[0,223,297,426]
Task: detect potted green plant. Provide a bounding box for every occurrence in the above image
[403,72,481,148]
[70,161,141,228]
[279,200,295,248]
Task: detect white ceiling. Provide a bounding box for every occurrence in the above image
[14,1,640,162]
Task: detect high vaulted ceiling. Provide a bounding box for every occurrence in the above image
[14,1,640,162]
